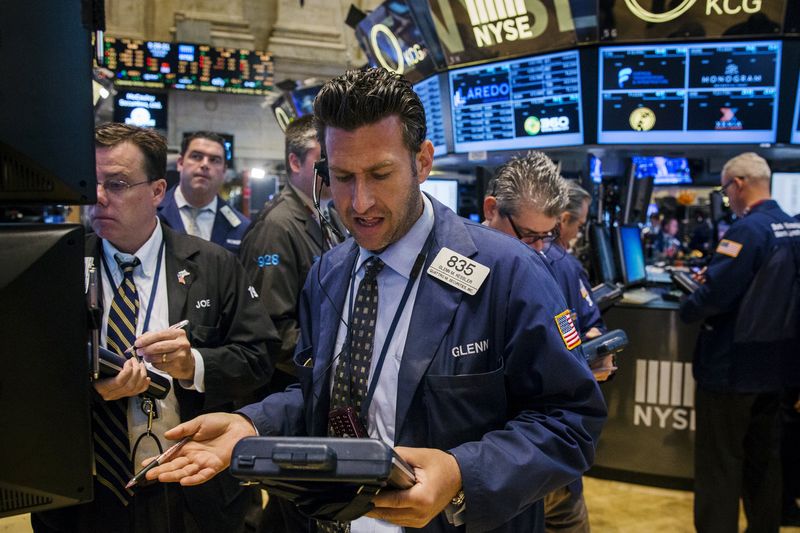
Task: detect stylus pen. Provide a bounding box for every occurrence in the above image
[126,436,192,489]
[124,319,190,355]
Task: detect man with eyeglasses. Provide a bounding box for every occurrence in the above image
[33,123,277,533]
[158,131,250,254]
[680,152,800,533]
[483,153,610,533]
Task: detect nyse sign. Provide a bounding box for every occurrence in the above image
[430,0,580,66]
[633,359,696,431]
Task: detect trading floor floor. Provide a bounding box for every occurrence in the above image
[2,477,799,532]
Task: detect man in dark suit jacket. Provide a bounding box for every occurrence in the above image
[158,131,249,255]
[32,123,277,533]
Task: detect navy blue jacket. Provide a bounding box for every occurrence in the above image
[158,186,250,255]
[680,200,800,393]
[240,197,607,532]
[544,244,606,338]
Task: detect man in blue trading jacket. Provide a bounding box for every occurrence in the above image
[147,68,607,533]
[483,154,611,533]
[33,123,277,533]
[158,131,250,254]
[680,152,800,533]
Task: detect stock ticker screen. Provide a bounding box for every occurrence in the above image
[413,75,448,156]
[104,37,274,95]
[448,49,583,153]
[598,41,782,144]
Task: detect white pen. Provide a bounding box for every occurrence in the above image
[124,319,190,355]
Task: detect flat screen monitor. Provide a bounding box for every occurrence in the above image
[414,76,448,156]
[0,225,93,516]
[616,225,647,287]
[182,132,234,168]
[291,85,322,117]
[632,156,692,185]
[589,224,618,284]
[449,49,583,153]
[420,178,458,212]
[772,172,800,217]
[113,89,168,131]
[598,41,782,144]
[0,0,96,204]
[589,155,603,184]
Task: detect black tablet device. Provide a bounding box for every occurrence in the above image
[670,270,700,295]
[581,329,629,364]
[230,437,416,522]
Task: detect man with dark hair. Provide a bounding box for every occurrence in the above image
[148,68,606,533]
[158,131,250,254]
[681,152,800,533]
[240,115,344,395]
[33,123,277,533]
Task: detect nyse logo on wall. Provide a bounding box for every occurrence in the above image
[633,359,696,431]
[429,0,587,67]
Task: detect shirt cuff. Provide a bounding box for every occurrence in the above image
[178,348,205,392]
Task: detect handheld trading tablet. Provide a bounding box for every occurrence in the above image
[670,270,700,294]
[89,344,171,399]
[581,329,629,364]
[230,437,416,522]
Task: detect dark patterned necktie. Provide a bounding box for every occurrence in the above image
[320,257,384,533]
[94,254,140,505]
[331,257,384,415]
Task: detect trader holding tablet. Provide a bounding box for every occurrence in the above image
[148,68,606,533]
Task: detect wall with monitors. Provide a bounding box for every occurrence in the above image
[414,75,449,156]
[104,37,274,95]
[448,49,583,153]
[598,41,782,144]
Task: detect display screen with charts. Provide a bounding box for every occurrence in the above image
[413,76,448,156]
[598,41,782,144]
[448,49,583,153]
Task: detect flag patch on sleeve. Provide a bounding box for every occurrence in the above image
[555,310,582,350]
[716,239,743,258]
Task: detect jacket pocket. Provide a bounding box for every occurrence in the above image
[423,359,506,450]
[190,324,220,346]
[293,346,314,393]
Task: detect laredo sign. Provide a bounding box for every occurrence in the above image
[624,0,763,22]
[429,0,581,66]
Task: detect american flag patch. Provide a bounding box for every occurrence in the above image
[716,239,742,258]
[555,310,581,350]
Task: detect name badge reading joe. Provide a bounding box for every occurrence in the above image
[427,248,490,296]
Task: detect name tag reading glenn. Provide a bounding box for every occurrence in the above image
[427,248,490,296]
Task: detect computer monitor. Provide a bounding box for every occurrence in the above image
[589,223,618,284]
[620,162,655,225]
[616,225,647,287]
[771,172,800,217]
[632,156,692,185]
[420,178,459,213]
[0,0,96,204]
[0,225,93,516]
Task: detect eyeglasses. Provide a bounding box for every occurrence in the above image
[97,179,151,194]
[506,214,560,246]
[719,177,740,196]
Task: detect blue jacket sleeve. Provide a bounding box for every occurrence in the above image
[680,222,763,324]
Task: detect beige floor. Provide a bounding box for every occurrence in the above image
[2,477,799,532]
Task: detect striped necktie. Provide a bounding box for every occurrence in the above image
[183,206,203,237]
[94,254,140,505]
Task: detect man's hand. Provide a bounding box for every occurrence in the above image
[136,327,195,380]
[590,354,617,382]
[144,413,257,486]
[584,327,603,340]
[366,447,462,528]
[93,356,150,400]
[692,266,708,285]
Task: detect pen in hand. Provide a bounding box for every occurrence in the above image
[124,319,190,356]
[126,435,192,489]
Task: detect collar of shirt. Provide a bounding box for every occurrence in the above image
[101,218,164,281]
[174,185,218,214]
[356,194,434,279]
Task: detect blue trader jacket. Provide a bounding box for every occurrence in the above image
[680,200,800,393]
[158,186,250,255]
[240,197,607,533]
[544,243,606,338]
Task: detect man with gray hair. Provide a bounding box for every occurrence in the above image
[681,151,800,532]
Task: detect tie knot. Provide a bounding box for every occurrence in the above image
[114,254,140,275]
[363,257,384,282]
